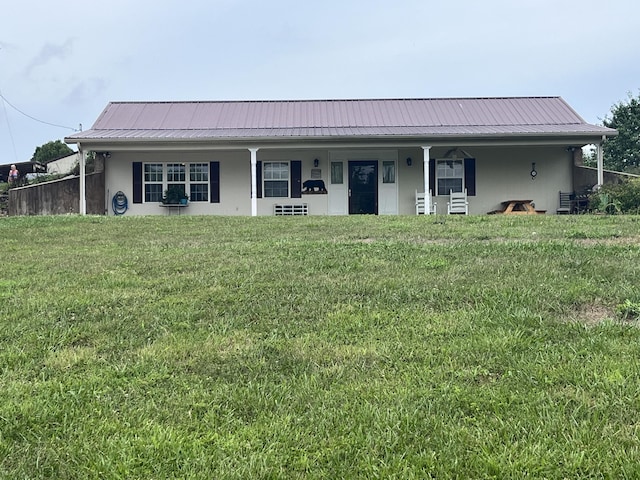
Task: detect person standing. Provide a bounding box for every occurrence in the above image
[8,164,19,183]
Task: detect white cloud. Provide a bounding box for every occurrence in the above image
[23,38,75,76]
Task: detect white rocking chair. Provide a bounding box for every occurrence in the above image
[415,190,437,215]
[447,189,469,215]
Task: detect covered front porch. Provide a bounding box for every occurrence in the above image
[84,137,605,216]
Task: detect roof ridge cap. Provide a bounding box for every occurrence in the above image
[108,96,564,105]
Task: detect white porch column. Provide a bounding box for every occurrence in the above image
[78,145,86,215]
[422,145,432,215]
[249,147,259,216]
[596,136,605,186]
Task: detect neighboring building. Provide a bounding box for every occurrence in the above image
[46,153,78,175]
[64,97,617,216]
[0,161,46,183]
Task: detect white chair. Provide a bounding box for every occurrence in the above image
[447,189,469,215]
[415,190,437,215]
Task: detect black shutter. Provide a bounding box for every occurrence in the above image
[256,161,262,198]
[132,162,142,204]
[291,160,302,198]
[210,161,220,203]
[464,158,476,196]
[429,159,436,195]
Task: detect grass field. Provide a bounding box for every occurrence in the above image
[1,214,640,479]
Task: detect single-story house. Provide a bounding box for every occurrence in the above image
[64,97,617,216]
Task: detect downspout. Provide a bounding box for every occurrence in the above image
[78,144,86,215]
[597,135,605,187]
[422,145,432,215]
[249,148,259,216]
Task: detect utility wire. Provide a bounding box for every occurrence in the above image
[0,92,78,131]
[0,89,18,161]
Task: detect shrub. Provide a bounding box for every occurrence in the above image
[589,178,640,214]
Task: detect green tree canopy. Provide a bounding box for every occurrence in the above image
[602,92,640,173]
[31,140,74,164]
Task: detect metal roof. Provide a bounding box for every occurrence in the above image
[66,97,616,143]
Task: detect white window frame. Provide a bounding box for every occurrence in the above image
[382,161,396,184]
[189,163,209,202]
[143,162,210,203]
[436,159,464,196]
[330,161,344,184]
[144,163,164,202]
[263,161,289,198]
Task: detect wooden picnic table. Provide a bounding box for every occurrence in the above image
[500,199,538,214]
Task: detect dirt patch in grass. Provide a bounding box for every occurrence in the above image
[565,302,616,326]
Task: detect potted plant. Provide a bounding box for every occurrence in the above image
[162,185,189,205]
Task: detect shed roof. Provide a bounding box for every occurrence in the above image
[66,97,616,144]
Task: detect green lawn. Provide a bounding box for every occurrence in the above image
[1,214,640,479]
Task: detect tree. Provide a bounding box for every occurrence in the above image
[602,92,640,174]
[31,140,74,164]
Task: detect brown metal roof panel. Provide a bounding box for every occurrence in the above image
[521,97,579,124]
[187,103,219,129]
[434,99,460,126]
[504,98,538,124]
[475,98,508,125]
[93,102,143,129]
[84,97,608,133]
[132,103,170,129]
[167,103,204,129]
[461,98,509,125]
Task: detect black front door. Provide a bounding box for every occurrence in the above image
[349,161,378,214]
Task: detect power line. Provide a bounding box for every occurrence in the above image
[0,89,18,160]
[0,92,78,131]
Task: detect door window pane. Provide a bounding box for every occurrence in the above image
[331,162,343,184]
[382,161,395,183]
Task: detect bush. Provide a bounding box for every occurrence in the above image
[589,178,640,214]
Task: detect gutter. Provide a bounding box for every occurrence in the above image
[64,132,618,152]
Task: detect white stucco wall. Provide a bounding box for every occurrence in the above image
[103,145,573,216]
[104,149,332,216]
[463,145,572,214]
[47,153,79,175]
[105,150,253,216]
[255,149,329,216]
[397,145,573,215]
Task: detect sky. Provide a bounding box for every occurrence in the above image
[1,0,639,163]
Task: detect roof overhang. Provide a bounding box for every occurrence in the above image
[65,128,617,152]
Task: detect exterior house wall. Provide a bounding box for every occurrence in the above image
[106,150,251,216]
[47,153,78,175]
[464,146,572,214]
[395,146,572,215]
[103,145,574,216]
[327,149,399,215]
[255,149,329,216]
[105,149,332,216]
